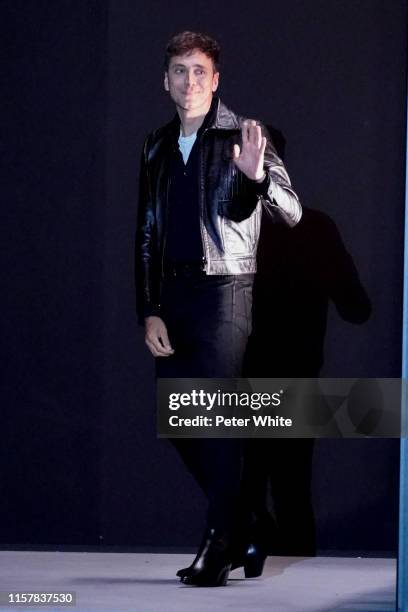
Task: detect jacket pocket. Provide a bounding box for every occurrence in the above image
[219,208,257,256]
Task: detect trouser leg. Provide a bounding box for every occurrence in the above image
[170,437,242,532]
[157,274,253,532]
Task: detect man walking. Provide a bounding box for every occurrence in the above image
[136,30,301,586]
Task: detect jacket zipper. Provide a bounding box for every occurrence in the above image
[199,128,210,272]
[160,127,212,279]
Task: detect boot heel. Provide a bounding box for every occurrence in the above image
[216,566,230,586]
[244,556,266,578]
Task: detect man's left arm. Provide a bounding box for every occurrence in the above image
[233,120,302,227]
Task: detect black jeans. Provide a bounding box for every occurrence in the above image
[156,273,254,532]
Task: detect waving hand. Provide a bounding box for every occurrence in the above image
[232,120,266,182]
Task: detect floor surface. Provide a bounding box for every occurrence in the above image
[0,551,397,612]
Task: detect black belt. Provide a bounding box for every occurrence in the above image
[163,260,206,279]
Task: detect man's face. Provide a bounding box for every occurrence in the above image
[164,50,219,114]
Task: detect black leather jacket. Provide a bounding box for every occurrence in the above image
[135,97,302,321]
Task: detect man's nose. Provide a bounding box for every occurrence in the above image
[185,70,197,87]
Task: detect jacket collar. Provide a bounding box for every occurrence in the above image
[167,97,240,144]
[210,97,240,130]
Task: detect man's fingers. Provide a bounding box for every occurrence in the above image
[248,120,257,145]
[144,316,174,357]
[145,337,160,356]
[145,338,161,357]
[255,125,262,148]
[241,121,249,145]
[259,135,267,156]
[249,124,262,147]
[242,121,264,150]
[159,328,174,352]
[233,143,240,159]
[145,334,173,356]
[146,338,171,357]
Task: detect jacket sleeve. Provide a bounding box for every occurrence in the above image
[225,122,302,226]
[135,135,161,325]
[252,123,302,227]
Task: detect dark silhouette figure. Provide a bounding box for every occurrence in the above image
[242,197,372,556]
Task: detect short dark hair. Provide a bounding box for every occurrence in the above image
[164,31,220,72]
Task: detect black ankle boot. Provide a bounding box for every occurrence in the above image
[229,540,267,578]
[237,542,267,578]
[229,512,277,578]
[180,529,232,587]
[176,527,216,579]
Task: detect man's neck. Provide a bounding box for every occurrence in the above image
[178,97,213,137]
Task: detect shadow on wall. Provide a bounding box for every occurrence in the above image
[243,141,372,554]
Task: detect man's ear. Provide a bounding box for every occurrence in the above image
[212,72,220,92]
[164,72,169,91]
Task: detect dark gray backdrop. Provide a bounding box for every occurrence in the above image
[1,0,406,552]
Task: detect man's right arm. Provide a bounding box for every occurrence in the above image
[135,135,161,324]
[135,137,174,357]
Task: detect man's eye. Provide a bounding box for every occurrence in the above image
[175,68,184,74]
